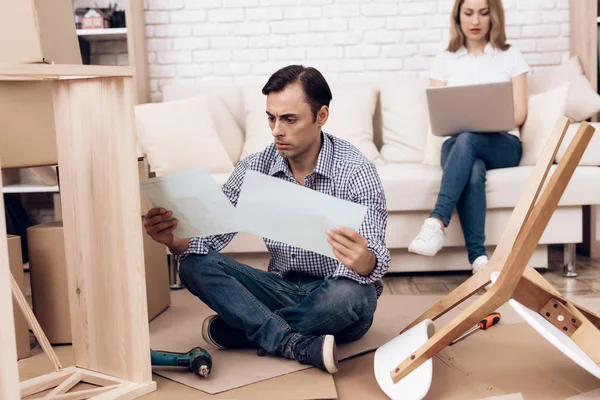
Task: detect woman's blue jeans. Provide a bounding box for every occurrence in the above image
[430,132,522,264]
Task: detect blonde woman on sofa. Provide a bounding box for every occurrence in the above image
[143,65,390,374]
[408,0,529,274]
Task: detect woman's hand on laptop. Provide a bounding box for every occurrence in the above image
[327,226,376,276]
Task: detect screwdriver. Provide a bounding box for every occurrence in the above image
[449,312,501,346]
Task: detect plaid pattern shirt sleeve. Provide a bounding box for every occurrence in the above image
[176,156,253,260]
[332,162,390,286]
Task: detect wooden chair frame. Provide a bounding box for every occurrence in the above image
[390,117,600,384]
[0,64,156,399]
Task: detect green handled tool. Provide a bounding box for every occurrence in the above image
[150,347,212,378]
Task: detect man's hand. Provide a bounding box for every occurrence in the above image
[326,226,376,276]
[143,208,189,254]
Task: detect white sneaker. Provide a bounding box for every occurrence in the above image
[408,218,445,256]
[471,255,489,275]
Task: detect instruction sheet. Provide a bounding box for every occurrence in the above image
[236,170,368,258]
[140,166,368,259]
[140,166,239,238]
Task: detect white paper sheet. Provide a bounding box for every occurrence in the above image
[236,170,368,259]
[139,166,239,238]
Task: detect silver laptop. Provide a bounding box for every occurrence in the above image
[426,81,515,137]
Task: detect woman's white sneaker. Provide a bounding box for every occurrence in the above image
[408,218,445,257]
[471,255,489,275]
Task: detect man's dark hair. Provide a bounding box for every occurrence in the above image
[262,65,333,122]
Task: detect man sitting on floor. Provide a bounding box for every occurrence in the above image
[143,65,390,373]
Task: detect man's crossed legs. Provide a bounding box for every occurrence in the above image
[178,249,377,373]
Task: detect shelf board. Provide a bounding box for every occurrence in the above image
[77,28,127,41]
[3,183,59,194]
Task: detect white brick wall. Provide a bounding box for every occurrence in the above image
[89,40,129,66]
[144,0,572,102]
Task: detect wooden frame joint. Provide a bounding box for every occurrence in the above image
[539,298,581,337]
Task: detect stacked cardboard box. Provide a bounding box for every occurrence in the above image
[0,0,81,169]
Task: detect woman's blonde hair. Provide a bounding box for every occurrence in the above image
[447,0,510,52]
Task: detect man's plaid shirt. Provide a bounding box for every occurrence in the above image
[178,132,390,297]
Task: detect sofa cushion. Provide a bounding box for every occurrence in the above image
[376,163,600,212]
[379,77,430,163]
[528,56,600,122]
[556,122,600,166]
[162,85,245,165]
[240,83,382,163]
[325,82,382,163]
[135,95,235,176]
[519,83,570,165]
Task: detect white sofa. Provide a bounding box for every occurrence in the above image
[135,58,600,274]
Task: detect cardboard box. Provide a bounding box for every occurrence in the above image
[7,235,31,360]
[27,221,170,344]
[0,0,81,168]
[0,81,59,168]
[0,0,81,64]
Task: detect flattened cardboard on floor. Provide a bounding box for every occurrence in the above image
[335,322,600,400]
[148,290,526,395]
[565,388,600,399]
[18,345,337,400]
[27,220,170,344]
[21,300,600,399]
[0,0,81,64]
[7,235,30,360]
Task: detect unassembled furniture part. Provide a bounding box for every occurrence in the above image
[379,117,600,397]
[0,63,156,399]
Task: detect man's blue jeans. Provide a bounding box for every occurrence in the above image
[178,249,377,359]
[430,132,522,264]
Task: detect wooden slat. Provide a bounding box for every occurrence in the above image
[20,366,77,398]
[0,63,133,80]
[0,155,20,400]
[52,77,152,383]
[44,372,81,397]
[10,273,62,371]
[125,0,150,104]
[391,121,595,383]
[44,385,121,400]
[78,368,130,386]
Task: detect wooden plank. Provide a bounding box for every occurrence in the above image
[125,0,150,104]
[391,121,595,383]
[10,273,62,371]
[20,366,77,398]
[0,155,20,400]
[44,372,81,397]
[52,77,152,383]
[45,385,121,400]
[78,368,130,386]
[0,64,133,80]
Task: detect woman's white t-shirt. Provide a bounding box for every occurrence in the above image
[429,42,530,138]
